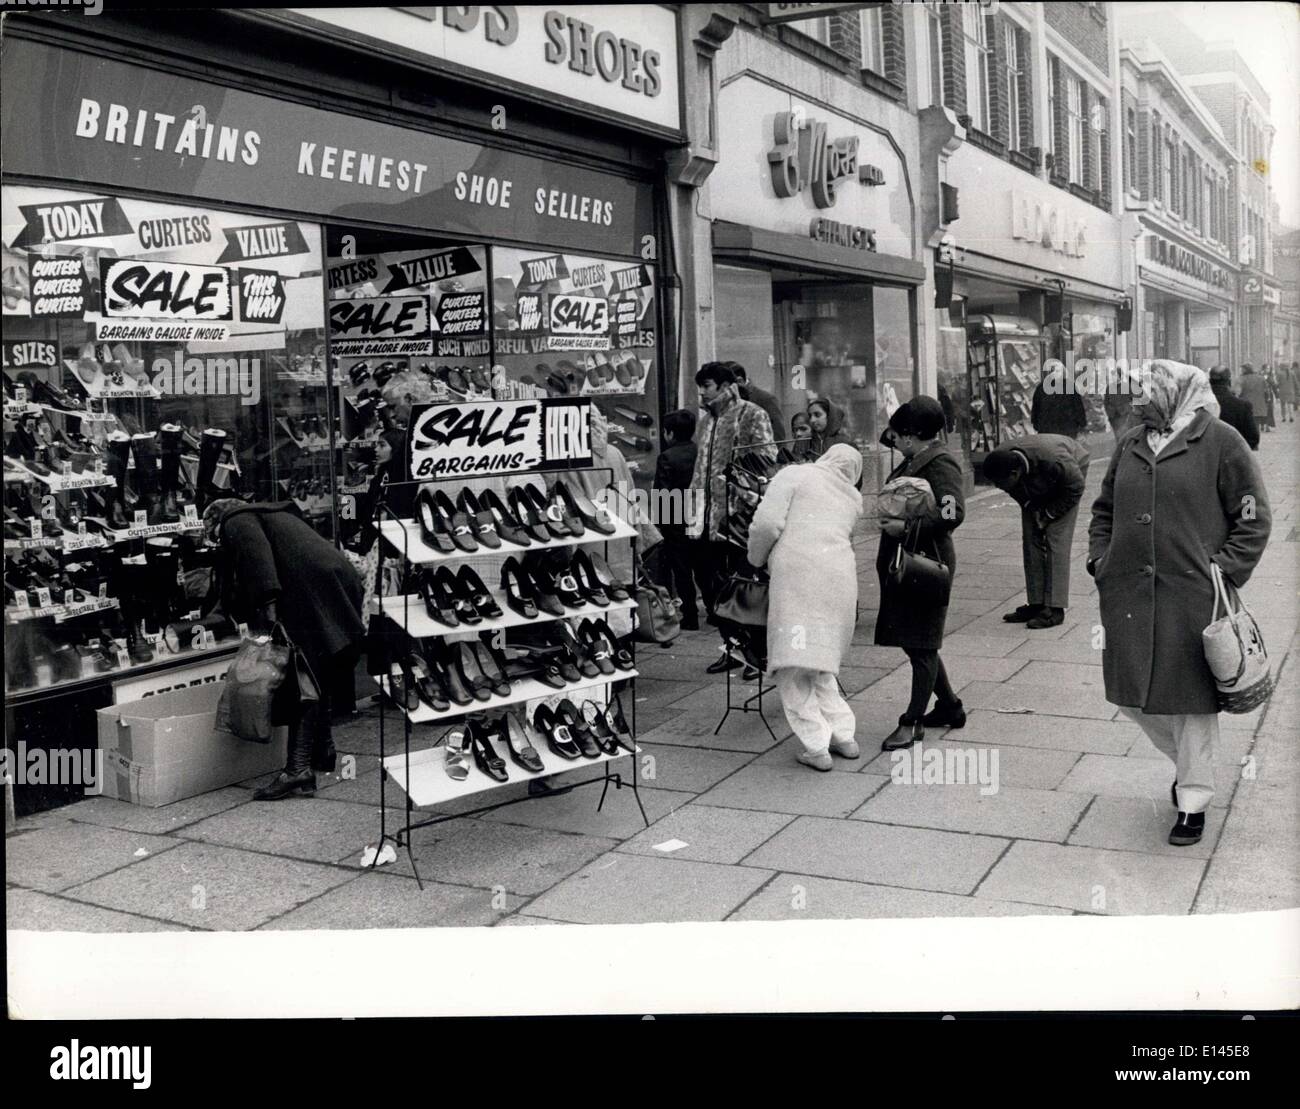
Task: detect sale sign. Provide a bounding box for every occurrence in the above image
[28,255,88,317]
[100,258,234,320]
[329,294,433,355]
[548,293,609,349]
[237,268,287,325]
[408,398,592,479]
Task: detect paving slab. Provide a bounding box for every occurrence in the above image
[5,823,184,894]
[617,804,795,864]
[1059,753,1229,809]
[953,710,1141,755]
[742,815,1008,894]
[63,841,355,930]
[939,656,1031,684]
[476,782,692,840]
[261,870,520,929]
[958,681,1115,720]
[181,798,407,864]
[493,914,567,926]
[52,788,252,835]
[697,763,888,818]
[634,707,790,752]
[6,888,190,932]
[371,816,617,894]
[728,873,1072,921]
[959,616,1076,641]
[751,734,869,773]
[1069,797,1226,859]
[976,840,1206,915]
[1007,639,1111,666]
[852,780,1090,842]
[1194,782,1300,914]
[636,743,756,793]
[861,738,1081,790]
[519,851,773,925]
[1011,660,1107,690]
[1124,727,1255,770]
[939,633,1029,658]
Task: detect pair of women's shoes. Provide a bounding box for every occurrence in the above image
[500,551,629,619]
[443,712,542,783]
[554,617,634,678]
[508,480,617,541]
[534,697,635,761]
[417,564,502,628]
[387,638,511,714]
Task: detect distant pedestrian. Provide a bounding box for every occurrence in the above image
[1103,363,1137,440]
[874,397,966,749]
[1209,367,1259,450]
[1278,362,1298,422]
[805,398,854,459]
[1031,369,1088,438]
[1238,363,1270,434]
[731,363,785,441]
[789,410,814,461]
[984,433,1090,629]
[1262,365,1278,429]
[748,444,864,772]
[654,408,704,631]
[1089,361,1271,846]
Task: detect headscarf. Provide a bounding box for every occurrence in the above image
[1137,360,1219,455]
[816,441,863,489]
[201,497,244,546]
[808,398,844,437]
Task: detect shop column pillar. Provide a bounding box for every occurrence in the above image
[1165,301,1188,361]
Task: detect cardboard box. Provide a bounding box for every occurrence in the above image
[93,683,286,806]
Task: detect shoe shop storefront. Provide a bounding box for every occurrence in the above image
[1,7,680,814]
[706,75,924,495]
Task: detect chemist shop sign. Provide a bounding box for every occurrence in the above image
[1,40,656,262]
[408,398,593,479]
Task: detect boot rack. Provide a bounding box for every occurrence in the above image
[366,469,647,888]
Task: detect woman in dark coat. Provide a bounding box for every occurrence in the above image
[805,399,854,460]
[1089,361,1271,846]
[205,499,365,800]
[874,397,966,750]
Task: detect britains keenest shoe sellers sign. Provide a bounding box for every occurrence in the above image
[408,398,593,480]
[0,39,656,261]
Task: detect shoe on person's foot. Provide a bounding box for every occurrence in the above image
[1026,607,1065,629]
[1168,811,1205,846]
[882,718,924,751]
[921,699,967,728]
[1002,605,1040,623]
[679,614,700,631]
[797,750,833,772]
[829,738,860,759]
[705,652,743,674]
[253,769,316,800]
[741,665,760,681]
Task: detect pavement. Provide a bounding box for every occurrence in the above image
[7,422,1298,931]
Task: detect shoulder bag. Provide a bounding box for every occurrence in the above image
[888,517,952,607]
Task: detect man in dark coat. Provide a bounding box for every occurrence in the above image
[1031,372,1088,438]
[654,408,705,630]
[983,434,1090,628]
[875,397,966,750]
[1088,362,1270,846]
[208,499,365,800]
[731,363,785,442]
[1209,366,1260,450]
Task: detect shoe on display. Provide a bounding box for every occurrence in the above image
[570,550,610,607]
[581,700,622,756]
[467,719,508,782]
[453,640,494,702]
[472,640,511,697]
[500,557,539,620]
[555,699,601,758]
[522,484,571,539]
[408,652,449,712]
[497,711,545,774]
[456,564,502,620]
[456,488,502,549]
[443,725,470,781]
[508,486,552,544]
[526,565,565,618]
[534,703,581,760]
[478,488,531,547]
[554,479,616,535]
[433,489,478,552]
[586,552,630,601]
[435,564,480,626]
[415,486,456,555]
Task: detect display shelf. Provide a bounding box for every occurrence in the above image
[5,596,118,625]
[374,668,637,725]
[379,514,637,566]
[15,469,116,492]
[4,532,109,554]
[383,735,639,808]
[104,517,204,543]
[379,591,635,639]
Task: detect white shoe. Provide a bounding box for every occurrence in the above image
[797,750,833,772]
[829,738,860,759]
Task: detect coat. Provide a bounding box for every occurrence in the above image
[1238,372,1269,416]
[874,443,966,649]
[688,386,774,542]
[1032,380,1087,436]
[806,400,855,459]
[739,382,786,441]
[1088,411,1271,714]
[986,434,1089,520]
[1277,368,1297,403]
[1211,385,1260,450]
[748,452,863,673]
[219,503,365,668]
[653,441,698,540]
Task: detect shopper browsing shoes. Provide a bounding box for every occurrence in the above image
[1089,361,1271,846]
[874,398,966,750]
[748,444,864,771]
[983,433,1089,630]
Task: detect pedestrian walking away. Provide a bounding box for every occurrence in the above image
[1031,367,1088,438]
[1277,362,1298,422]
[873,397,966,751]
[1237,363,1271,434]
[1088,361,1271,846]
[1209,366,1260,450]
[747,443,864,771]
[983,433,1090,629]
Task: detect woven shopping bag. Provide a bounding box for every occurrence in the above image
[1202,562,1273,713]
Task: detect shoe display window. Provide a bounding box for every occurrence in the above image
[2,185,325,696]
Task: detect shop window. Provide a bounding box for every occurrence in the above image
[2,184,325,695]
[962,5,992,133]
[714,264,778,417]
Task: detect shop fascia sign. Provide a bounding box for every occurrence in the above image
[1241,274,1279,306]
[1146,233,1229,289]
[1010,189,1087,258]
[281,5,680,135]
[768,110,885,210]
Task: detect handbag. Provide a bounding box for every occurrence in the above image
[215,624,293,743]
[888,517,952,607]
[1202,562,1273,713]
[634,558,681,644]
[272,635,321,726]
[713,568,770,628]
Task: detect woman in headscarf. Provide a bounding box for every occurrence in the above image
[1089,361,1271,846]
[805,398,854,460]
[747,442,864,771]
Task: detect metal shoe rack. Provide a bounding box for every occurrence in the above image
[368,472,648,886]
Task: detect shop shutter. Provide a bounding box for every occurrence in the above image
[1016,26,1034,152]
[880,2,906,85]
[988,12,1009,145]
[943,5,967,117]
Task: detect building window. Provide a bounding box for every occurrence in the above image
[1125,107,1137,192]
[962,4,991,132]
[1067,75,1084,184]
[860,4,885,74]
[1047,61,1058,162]
[925,4,945,109]
[1005,22,1023,151]
[1163,134,1175,208]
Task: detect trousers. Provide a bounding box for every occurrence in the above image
[1120,706,1218,813]
[902,648,958,721]
[773,667,856,756]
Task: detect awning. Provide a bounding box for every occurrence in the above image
[711,221,925,285]
[955,249,1126,304]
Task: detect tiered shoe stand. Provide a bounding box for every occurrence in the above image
[368,472,647,887]
[710,438,800,744]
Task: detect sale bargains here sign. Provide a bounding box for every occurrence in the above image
[408,398,592,479]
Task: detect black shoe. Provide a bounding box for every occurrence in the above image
[501,557,539,619]
[679,614,700,631]
[473,640,511,697]
[312,735,338,774]
[417,566,459,628]
[428,646,473,707]
[741,665,760,681]
[479,488,531,547]
[581,700,622,755]
[578,619,616,675]
[554,478,616,535]
[498,711,544,774]
[414,486,456,554]
[706,651,743,674]
[436,564,480,625]
[467,719,508,782]
[1002,605,1041,623]
[408,653,449,712]
[434,489,478,552]
[1168,811,1205,846]
[571,550,610,607]
[534,703,581,760]
[457,564,502,620]
[556,699,602,758]
[252,769,316,800]
[922,699,966,728]
[508,486,551,544]
[549,562,586,609]
[526,565,565,617]
[554,621,600,679]
[454,641,494,702]
[882,718,924,751]
[455,488,503,549]
[523,484,571,538]
[1026,607,1065,629]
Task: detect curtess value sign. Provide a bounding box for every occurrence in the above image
[278,5,681,136]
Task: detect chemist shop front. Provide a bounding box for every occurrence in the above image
[0,8,679,812]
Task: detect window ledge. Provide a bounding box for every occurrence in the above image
[1008,148,1038,174]
[967,126,1007,157]
[773,24,858,79]
[859,67,904,103]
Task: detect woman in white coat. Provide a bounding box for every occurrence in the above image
[747,443,864,771]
